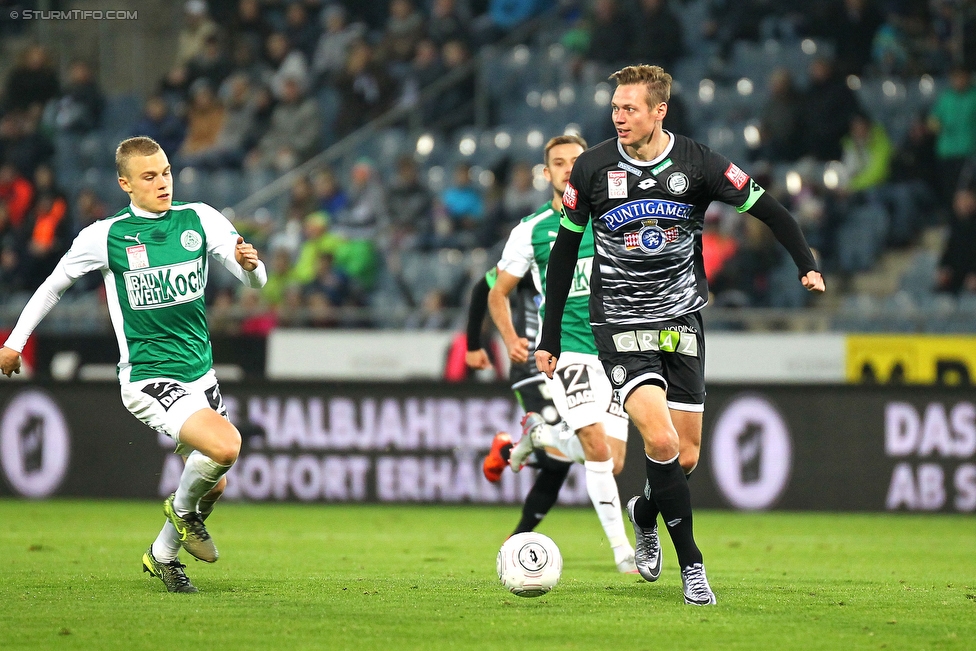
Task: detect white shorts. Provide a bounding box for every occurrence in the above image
[546,351,629,442]
[120,368,226,448]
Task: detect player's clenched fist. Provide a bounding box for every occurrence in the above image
[235,236,260,271]
[0,346,22,377]
[534,349,557,379]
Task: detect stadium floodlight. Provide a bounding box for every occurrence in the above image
[559,85,575,105]
[478,170,495,187]
[786,171,802,196]
[526,90,541,107]
[427,165,444,188]
[564,123,581,136]
[459,137,476,156]
[824,166,840,190]
[698,79,715,104]
[846,75,862,91]
[416,133,435,156]
[541,91,558,112]
[511,44,530,65]
[593,83,611,106]
[801,39,817,55]
[919,75,935,96]
[743,124,761,148]
[526,130,543,148]
[494,131,512,149]
[736,78,754,96]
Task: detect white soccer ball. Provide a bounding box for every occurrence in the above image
[496,532,562,597]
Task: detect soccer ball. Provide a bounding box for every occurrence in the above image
[496,532,562,597]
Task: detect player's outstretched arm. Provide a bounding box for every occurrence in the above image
[2,264,76,375]
[488,269,530,364]
[746,192,825,292]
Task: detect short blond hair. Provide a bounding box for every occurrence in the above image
[544,134,587,166]
[610,64,672,108]
[116,136,161,177]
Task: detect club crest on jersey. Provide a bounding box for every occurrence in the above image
[724,163,749,190]
[666,172,689,195]
[623,220,678,254]
[607,170,628,199]
[610,365,627,385]
[180,229,203,252]
[126,244,149,269]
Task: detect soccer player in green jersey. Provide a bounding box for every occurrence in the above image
[0,137,267,593]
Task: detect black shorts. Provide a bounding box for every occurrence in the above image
[593,311,705,412]
[511,374,561,426]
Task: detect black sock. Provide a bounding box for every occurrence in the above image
[513,462,571,534]
[501,443,513,462]
[631,493,659,528]
[644,455,703,569]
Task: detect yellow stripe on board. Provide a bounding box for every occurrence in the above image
[846,335,976,385]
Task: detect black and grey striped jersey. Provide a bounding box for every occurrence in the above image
[560,131,765,328]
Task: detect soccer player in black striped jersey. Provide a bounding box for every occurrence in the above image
[536,65,825,605]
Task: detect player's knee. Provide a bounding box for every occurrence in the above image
[679,449,699,475]
[612,457,625,476]
[211,427,241,466]
[640,426,679,457]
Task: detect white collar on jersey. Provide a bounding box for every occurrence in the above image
[616,130,675,167]
[129,203,168,219]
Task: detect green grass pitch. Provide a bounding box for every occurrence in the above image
[1,500,974,650]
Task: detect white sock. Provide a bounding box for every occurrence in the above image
[173,451,231,516]
[152,522,181,563]
[551,434,586,465]
[534,422,586,464]
[584,459,630,553]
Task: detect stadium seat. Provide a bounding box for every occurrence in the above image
[898,250,939,299]
[836,203,889,273]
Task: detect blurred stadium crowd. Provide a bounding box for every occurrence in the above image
[1,0,976,334]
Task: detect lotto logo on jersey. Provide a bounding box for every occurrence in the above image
[725,163,749,190]
[607,170,628,198]
[562,182,578,210]
[123,258,205,310]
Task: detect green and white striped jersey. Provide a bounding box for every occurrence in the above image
[4,201,266,383]
[497,200,597,356]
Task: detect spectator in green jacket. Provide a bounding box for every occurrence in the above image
[929,66,976,206]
